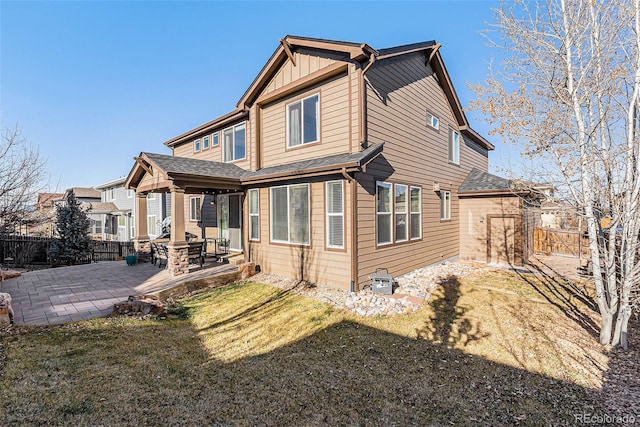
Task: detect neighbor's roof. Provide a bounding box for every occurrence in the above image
[80,202,123,214]
[94,177,127,189]
[36,193,64,208]
[67,187,101,199]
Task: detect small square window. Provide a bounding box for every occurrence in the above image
[194,139,201,152]
[427,112,439,130]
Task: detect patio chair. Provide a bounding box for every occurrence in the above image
[153,243,168,269]
[187,241,205,267]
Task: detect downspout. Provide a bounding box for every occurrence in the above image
[342,167,358,292]
[358,53,376,148]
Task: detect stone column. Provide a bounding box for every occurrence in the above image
[168,186,188,275]
[133,193,151,257]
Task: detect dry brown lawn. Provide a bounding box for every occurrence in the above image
[1,267,632,426]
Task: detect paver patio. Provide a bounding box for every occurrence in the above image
[0,260,237,325]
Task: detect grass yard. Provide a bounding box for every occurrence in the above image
[0,267,618,426]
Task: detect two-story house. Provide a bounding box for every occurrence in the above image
[125,36,499,290]
[94,177,171,241]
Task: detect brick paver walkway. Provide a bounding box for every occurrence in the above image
[0,260,236,325]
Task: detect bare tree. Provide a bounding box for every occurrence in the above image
[471,0,640,349]
[0,126,48,234]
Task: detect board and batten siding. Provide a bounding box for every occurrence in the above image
[356,52,490,288]
[246,179,352,289]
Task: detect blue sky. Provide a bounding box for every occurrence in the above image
[2,0,518,191]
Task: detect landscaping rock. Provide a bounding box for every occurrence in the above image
[112,294,167,316]
[251,261,476,317]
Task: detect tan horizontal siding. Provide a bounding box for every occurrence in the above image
[247,182,352,289]
[261,74,351,168]
[356,53,490,289]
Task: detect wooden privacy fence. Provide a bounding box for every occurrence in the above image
[534,227,590,258]
[0,235,136,267]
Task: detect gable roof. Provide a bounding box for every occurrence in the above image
[36,193,64,209]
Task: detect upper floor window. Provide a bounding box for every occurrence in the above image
[287,93,319,148]
[448,128,460,164]
[109,188,116,200]
[223,123,246,162]
[427,112,439,130]
[127,189,133,199]
[212,132,219,146]
[194,139,201,153]
[203,135,210,150]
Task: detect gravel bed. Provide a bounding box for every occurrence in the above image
[250,261,475,316]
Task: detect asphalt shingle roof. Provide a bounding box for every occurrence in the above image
[142,143,383,184]
[458,168,512,193]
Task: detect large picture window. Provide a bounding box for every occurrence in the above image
[223,123,246,162]
[326,181,344,249]
[448,128,460,164]
[270,184,310,245]
[377,182,422,245]
[248,189,259,241]
[287,94,319,147]
[190,196,201,222]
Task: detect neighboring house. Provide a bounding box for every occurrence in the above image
[125,35,521,289]
[57,187,102,239]
[27,192,64,236]
[94,177,171,241]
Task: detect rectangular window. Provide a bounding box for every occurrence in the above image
[118,216,126,227]
[194,139,201,153]
[326,181,344,249]
[223,123,246,162]
[212,132,219,146]
[410,186,422,240]
[248,189,259,241]
[440,191,451,220]
[130,215,135,238]
[95,219,103,234]
[287,93,319,147]
[395,184,408,243]
[190,196,201,222]
[448,128,460,164]
[427,112,439,130]
[203,135,210,150]
[270,184,310,245]
[110,188,116,200]
[147,192,156,201]
[376,182,392,245]
[127,189,133,198]
[147,215,157,236]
